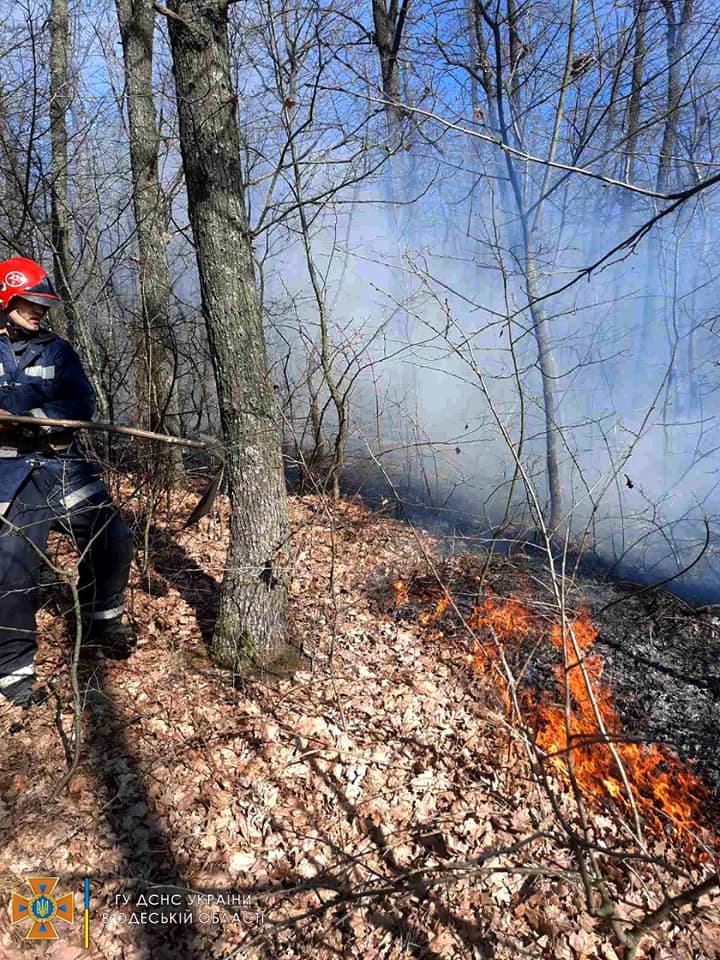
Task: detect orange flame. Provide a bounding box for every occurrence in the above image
[535,611,710,840]
[419,596,449,625]
[466,593,534,677]
[410,587,713,845]
[468,594,534,639]
[392,580,408,607]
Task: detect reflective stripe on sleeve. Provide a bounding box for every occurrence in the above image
[92,606,124,621]
[0,665,34,689]
[24,365,55,379]
[0,362,4,375]
[60,480,107,509]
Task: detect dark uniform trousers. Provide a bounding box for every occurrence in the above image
[0,326,133,698]
[0,452,133,695]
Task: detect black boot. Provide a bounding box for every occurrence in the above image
[3,677,49,709]
[82,617,136,660]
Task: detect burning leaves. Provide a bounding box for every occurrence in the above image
[536,610,711,844]
[419,595,450,625]
[1,489,718,958]
[391,578,409,607]
[393,579,715,849]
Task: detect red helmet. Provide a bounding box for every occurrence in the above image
[0,257,60,311]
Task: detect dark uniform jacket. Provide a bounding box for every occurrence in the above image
[0,329,105,515]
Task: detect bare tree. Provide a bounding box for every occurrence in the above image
[48,0,109,421]
[371,0,410,144]
[116,0,183,481]
[48,0,74,340]
[164,0,291,670]
[657,0,694,193]
[465,0,571,531]
[0,80,27,258]
[622,0,648,192]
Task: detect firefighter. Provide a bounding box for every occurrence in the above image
[0,257,134,709]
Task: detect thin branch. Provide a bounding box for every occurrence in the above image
[356,93,720,202]
[625,874,720,956]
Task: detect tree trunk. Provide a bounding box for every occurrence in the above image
[0,82,26,258]
[623,0,647,191]
[166,0,290,670]
[371,0,416,357]
[371,0,409,144]
[634,0,692,405]
[48,0,110,434]
[115,0,183,482]
[524,242,564,531]
[470,0,567,531]
[49,0,74,342]
[371,0,412,233]
[656,0,694,193]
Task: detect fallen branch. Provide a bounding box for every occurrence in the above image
[624,874,720,959]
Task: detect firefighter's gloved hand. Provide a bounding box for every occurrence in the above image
[82,617,136,660]
[3,677,48,708]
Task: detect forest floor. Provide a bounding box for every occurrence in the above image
[0,487,718,960]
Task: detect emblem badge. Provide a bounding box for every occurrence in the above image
[11,876,75,940]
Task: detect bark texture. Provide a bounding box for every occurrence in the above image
[167,0,290,669]
[371,0,410,142]
[49,0,109,423]
[0,82,26,257]
[623,0,647,190]
[656,0,694,193]
[116,0,183,478]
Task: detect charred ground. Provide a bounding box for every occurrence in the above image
[369,551,720,796]
[0,487,718,959]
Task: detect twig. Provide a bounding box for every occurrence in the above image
[0,509,97,800]
[625,874,720,959]
[49,578,84,801]
[357,94,720,202]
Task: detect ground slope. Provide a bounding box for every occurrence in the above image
[0,492,717,959]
